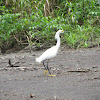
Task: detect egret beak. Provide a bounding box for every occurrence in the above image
[64,31,68,32]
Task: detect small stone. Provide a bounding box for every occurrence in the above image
[30,93,36,98]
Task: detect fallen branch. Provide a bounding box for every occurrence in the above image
[67,68,91,73]
[0,67,44,71]
[8,59,19,67]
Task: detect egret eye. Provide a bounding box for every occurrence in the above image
[62,30,64,32]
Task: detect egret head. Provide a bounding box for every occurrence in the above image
[57,30,64,34]
[55,30,64,39]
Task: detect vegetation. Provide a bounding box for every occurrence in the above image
[0,0,100,52]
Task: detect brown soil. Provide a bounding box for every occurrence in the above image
[0,47,100,100]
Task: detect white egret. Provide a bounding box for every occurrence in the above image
[36,30,64,76]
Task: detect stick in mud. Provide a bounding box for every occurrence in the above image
[8,59,20,67]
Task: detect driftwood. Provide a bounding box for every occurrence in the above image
[67,68,91,73]
[8,59,20,67]
[0,66,43,71]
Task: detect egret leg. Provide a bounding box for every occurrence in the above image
[43,60,56,76]
[46,60,51,75]
[43,61,48,75]
[46,60,56,77]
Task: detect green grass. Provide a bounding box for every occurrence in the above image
[0,0,100,52]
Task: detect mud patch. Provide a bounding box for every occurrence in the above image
[0,47,100,100]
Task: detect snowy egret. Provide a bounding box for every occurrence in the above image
[36,30,64,76]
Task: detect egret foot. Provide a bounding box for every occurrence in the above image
[44,70,48,75]
[49,74,56,77]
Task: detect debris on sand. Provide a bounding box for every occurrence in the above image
[0,67,39,71]
[67,68,91,73]
[30,93,36,98]
[7,59,19,67]
[94,76,100,79]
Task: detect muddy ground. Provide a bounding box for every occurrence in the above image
[0,47,100,100]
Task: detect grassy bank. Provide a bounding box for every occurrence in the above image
[0,0,100,52]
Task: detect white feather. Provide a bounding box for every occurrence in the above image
[36,30,64,63]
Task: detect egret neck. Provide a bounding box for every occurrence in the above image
[55,31,61,50]
[56,36,60,50]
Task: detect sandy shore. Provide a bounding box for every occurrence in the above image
[0,47,100,100]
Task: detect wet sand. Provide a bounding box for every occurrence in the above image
[0,47,100,100]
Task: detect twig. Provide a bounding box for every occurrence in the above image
[0,67,44,71]
[67,68,91,73]
[8,59,19,67]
